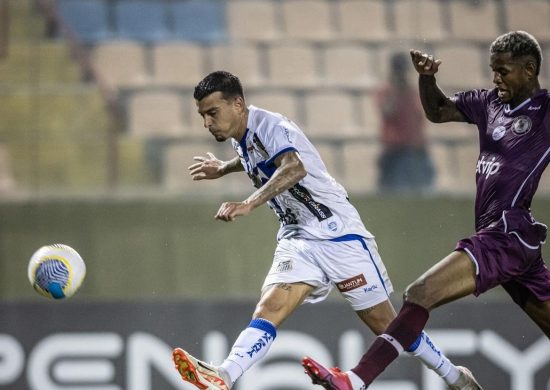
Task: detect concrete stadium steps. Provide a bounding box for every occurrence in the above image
[0,42,82,83]
[8,141,104,189]
[7,0,47,41]
[117,135,154,187]
[0,87,113,189]
[0,87,109,140]
[5,135,155,191]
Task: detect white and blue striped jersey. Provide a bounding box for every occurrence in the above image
[231,105,373,241]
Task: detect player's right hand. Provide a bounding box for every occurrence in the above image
[410,49,442,76]
[188,152,225,180]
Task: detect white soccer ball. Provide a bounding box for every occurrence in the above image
[27,244,86,299]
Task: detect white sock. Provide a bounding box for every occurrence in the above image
[219,318,277,385]
[347,370,367,390]
[407,331,460,385]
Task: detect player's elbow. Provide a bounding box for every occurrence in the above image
[425,110,446,123]
[293,160,307,181]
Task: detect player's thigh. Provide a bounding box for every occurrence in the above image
[355,299,397,335]
[522,297,550,338]
[254,282,314,326]
[263,238,333,305]
[313,237,394,311]
[405,250,477,310]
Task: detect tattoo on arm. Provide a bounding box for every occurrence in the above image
[357,307,376,316]
[222,156,244,175]
[244,152,306,209]
[276,283,292,291]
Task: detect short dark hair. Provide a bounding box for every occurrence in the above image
[194,71,244,101]
[490,31,542,75]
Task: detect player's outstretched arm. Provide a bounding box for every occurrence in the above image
[188,152,244,181]
[410,49,466,123]
[214,151,306,222]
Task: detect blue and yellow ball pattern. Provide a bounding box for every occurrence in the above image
[28,244,86,300]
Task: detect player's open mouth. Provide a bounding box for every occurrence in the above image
[497,89,509,99]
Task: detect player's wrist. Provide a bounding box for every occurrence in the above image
[419,74,437,80]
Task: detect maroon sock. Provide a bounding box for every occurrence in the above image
[351,301,429,386]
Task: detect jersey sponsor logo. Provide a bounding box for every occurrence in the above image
[336,274,367,292]
[476,155,500,178]
[512,115,532,135]
[288,184,333,221]
[274,260,292,273]
[277,207,298,226]
[283,128,292,143]
[363,284,379,293]
[492,125,506,141]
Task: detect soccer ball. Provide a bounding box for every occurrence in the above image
[27,244,86,299]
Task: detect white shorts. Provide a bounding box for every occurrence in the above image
[262,235,394,311]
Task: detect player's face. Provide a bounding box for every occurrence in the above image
[490,52,536,107]
[196,91,246,142]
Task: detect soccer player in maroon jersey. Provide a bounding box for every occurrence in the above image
[303,30,549,390]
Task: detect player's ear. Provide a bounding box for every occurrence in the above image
[524,58,538,79]
[233,96,246,112]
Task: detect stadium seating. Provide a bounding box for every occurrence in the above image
[335,0,390,42]
[226,1,278,42]
[322,44,377,88]
[127,90,186,138]
[358,93,381,138]
[91,40,148,89]
[304,91,361,138]
[449,0,501,42]
[246,91,299,124]
[207,43,263,87]
[393,0,447,43]
[56,0,110,42]
[171,0,226,42]
[114,0,169,42]
[504,0,550,41]
[432,140,478,194]
[429,119,475,138]
[266,43,318,88]
[9,0,550,196]
[433,43,486,90]
[152,42,205,87]
[314,143,341,178]
[281,0,333,42]
[341,143,380,194]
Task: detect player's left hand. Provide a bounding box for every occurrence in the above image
[215,201,254,222]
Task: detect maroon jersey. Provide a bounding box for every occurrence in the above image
[453,88,550,230]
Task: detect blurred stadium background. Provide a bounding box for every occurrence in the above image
[0,0,549,389]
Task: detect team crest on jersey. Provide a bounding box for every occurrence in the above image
[492,126,506,141]
[511,115,532,136]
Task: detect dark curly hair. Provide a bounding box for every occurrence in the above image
[490,31,542,75]
[194,71,244,101]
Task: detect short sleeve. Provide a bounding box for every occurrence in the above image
[451,89,491,125]
[255,122,299,166]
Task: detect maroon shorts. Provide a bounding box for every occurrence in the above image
[455,209,550,306]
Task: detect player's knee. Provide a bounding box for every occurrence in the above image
[253,299,289,325]
[403,278,431,307]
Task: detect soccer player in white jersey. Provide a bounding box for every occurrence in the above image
[171,71,480,390]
